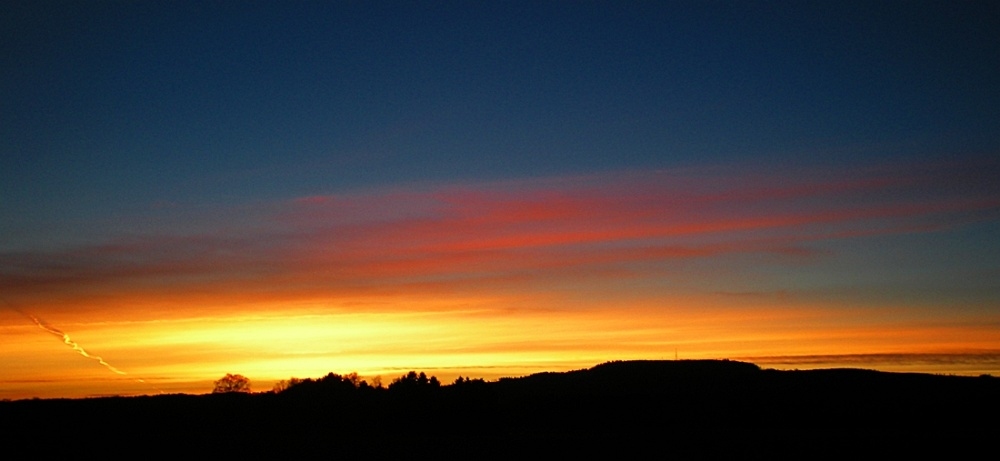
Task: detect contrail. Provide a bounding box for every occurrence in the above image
[1,298,161,391]
[20,310,130,377]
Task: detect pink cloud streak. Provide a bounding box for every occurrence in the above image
[2,159,997,309]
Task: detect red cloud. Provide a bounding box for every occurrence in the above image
[3,159,997,309]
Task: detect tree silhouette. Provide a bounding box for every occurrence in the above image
[213,373,252,393]
[271,377,304,393]
[388,371,441,394]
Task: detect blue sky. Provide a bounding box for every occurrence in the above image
[2,1,999,398]
[4,2,997,225]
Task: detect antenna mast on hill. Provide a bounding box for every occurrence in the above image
[675,348,678,360]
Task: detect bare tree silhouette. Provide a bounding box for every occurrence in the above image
[213,373,252,393]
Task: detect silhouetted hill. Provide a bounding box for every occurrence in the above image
[496,358,762,394]
[2,360,996,456]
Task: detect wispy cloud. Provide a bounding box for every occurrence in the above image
[740,352,1000,374]
[2,159,997,311]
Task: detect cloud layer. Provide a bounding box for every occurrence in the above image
[3,159,997,310]
[2,159,999,398]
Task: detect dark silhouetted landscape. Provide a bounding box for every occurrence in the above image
[2,360,996,456]
[5,2,1000,432]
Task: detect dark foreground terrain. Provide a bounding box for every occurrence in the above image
[3,360,997,456]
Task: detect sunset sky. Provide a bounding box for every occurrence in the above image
[2,1,999,399]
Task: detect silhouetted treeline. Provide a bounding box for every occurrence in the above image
[2,360,996,457]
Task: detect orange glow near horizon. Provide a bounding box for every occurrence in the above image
[3,163,999,399]
[3,293,999,399]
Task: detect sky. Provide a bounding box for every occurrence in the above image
[2,1,999,399]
